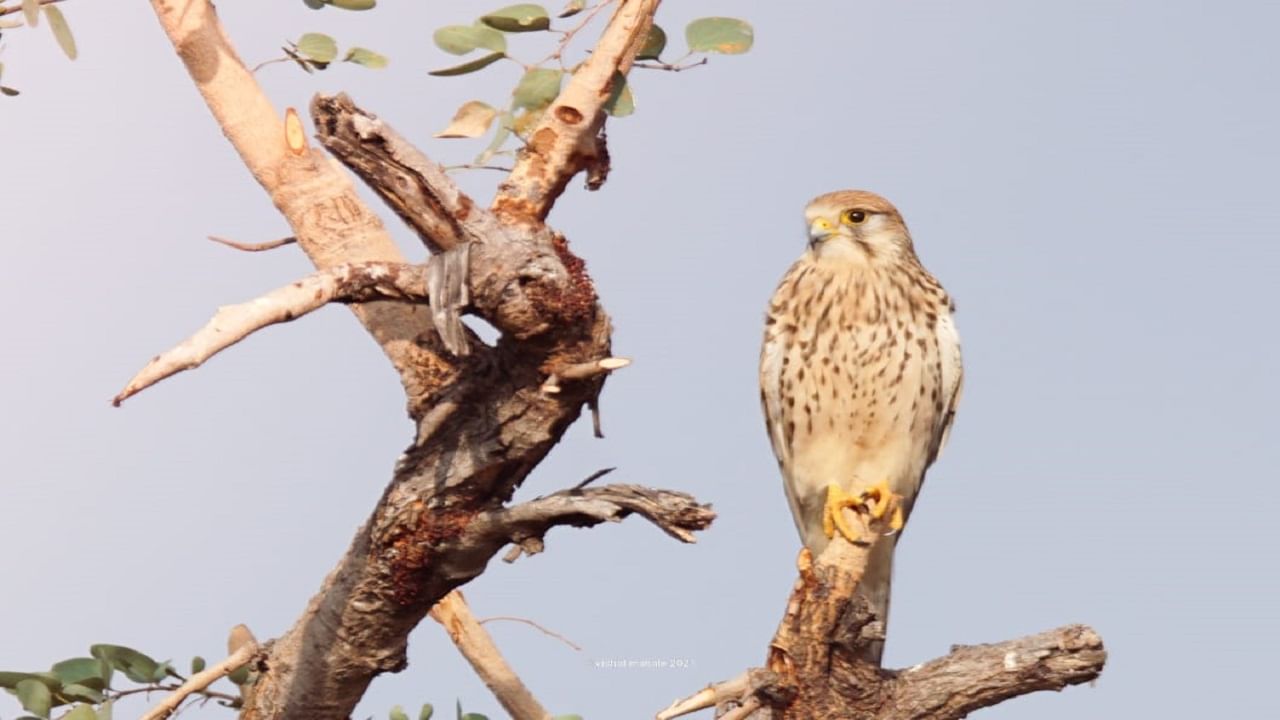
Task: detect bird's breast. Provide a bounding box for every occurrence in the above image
[762,258,948,502]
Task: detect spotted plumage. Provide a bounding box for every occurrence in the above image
[760,190,963,664]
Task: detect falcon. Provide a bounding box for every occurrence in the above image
[759,190,963,663]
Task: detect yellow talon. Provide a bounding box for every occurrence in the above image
[864,479,895,520]
[822,480,906,541]
[822,483,863,543]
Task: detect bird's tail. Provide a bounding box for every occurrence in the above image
[854,538,896,665]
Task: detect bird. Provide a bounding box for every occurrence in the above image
[759,190,963,664]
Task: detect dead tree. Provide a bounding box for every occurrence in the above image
[115,1,1105,718]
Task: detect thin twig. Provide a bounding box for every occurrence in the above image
[208,235,298,252]
[444,164,515,173]
[139,642,258,720]
[538,0,616,68]
[477,615,584,652]
[249,56,292,73]
[633,57,709,72]
[574,466,616,489]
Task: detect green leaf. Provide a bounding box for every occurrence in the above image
[435,100,498,138]
[342,47,388,68]
[419,704,435,720]
[389,706,410,720]
[433,25,506,55]
[603,71,634,117]
[685,17,753,55]
[295,32,338,63]
[512,67,562,110]
[64,705,97,720]
[57,684,104,705]
[429,52,505,77]
[89,645,161,685]
[460,714,489,720]
[97,700,114,720]
[327,0,376,8]
[637,24,666,61]
[480,4,551,33]
[17,678,52,718]
[0,672,58,690]
[557,0,585,18]
[43,5,77,60]
[22,0,38,26]
[50,658,109,691]
[227,663,251,685]
[190,656,206,674]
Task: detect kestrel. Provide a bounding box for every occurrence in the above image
[759,190,963,663]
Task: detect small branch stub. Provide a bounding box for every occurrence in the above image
[541,356,630,393]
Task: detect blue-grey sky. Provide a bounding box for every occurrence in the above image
[4,1,1278,718]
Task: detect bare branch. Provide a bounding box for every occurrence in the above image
[470,483,716,558]
[493,0,660,221]
[431,591,552,720]
[207,235,298,252]
[139,640,258,720]
[880,624,1105,720]
[113,262,429,406]
[146,0,445,404]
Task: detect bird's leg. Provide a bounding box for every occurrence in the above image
[823,481,906,544]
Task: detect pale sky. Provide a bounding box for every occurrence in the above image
[3,1,1278,718]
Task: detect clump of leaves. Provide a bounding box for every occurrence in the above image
[1,644,250,719]
[426,2,753,164]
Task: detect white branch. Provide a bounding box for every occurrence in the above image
[113,262,427,406]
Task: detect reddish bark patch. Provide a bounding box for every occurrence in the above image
[455,194,473,222]
[549,232,597,325]
[555,105,584,125]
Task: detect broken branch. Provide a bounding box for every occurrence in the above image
[469,483,715,563]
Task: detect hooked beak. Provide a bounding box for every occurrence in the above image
[808,217,836,245]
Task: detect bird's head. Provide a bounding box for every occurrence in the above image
[803,190,914,264]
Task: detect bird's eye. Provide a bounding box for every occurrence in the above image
[842,210,867,225]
